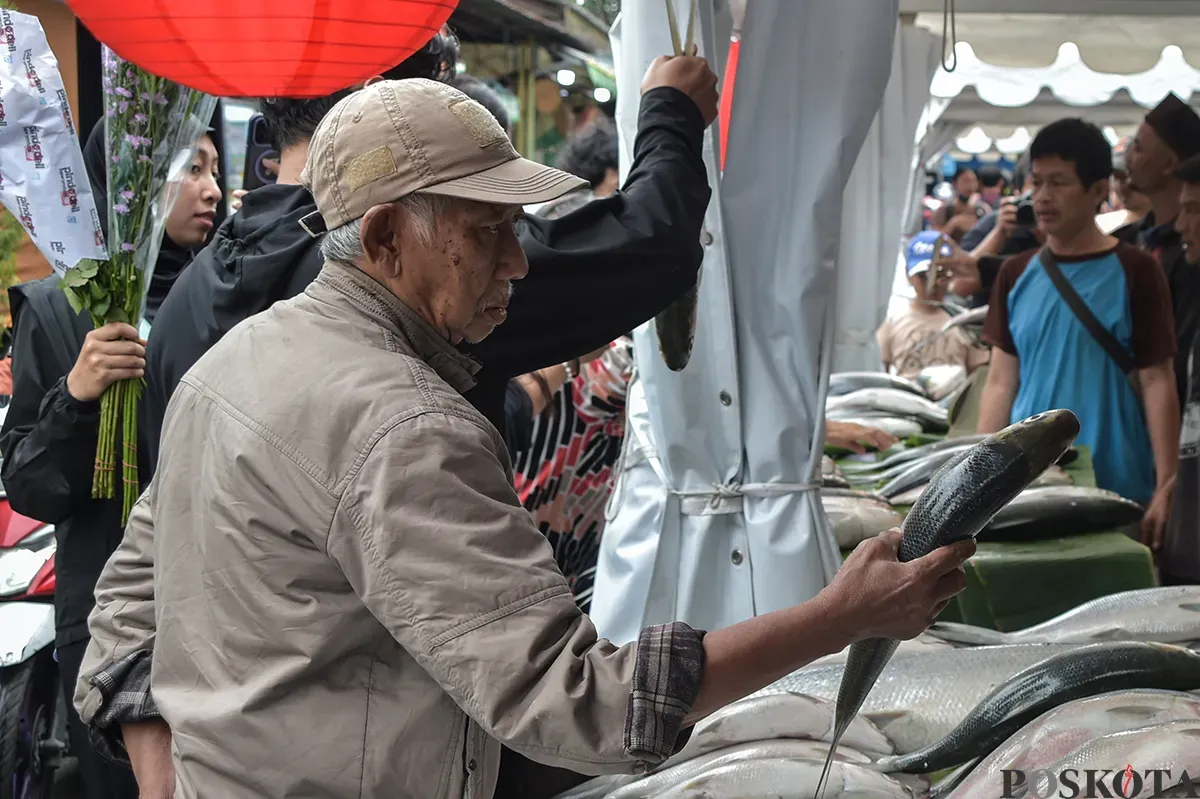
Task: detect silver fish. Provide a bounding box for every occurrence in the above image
[979,485,1144,541]
[828,415,925,440]
[888,464,1075,508]
[949,690,1200,799]
[756,644,1082,754]
[876,447,977,500]
[819,409,1081,797]
[848,445,975,487]
[927,587,1200,647]
[822,491,905,550]
[830,372,926,398]
[826,389,949,434]
[606,739,875,799]
[1020,719,1200,799]
[918,365,969,402]
[551,774,636,799]
[822,456,851,489]
[840,435,990,476]
[939,306,988,333]
[671,692,893,766]
[876,642,1200,775]
[655,757,916,799]
[655,280,699,371]
[805,635,957,669]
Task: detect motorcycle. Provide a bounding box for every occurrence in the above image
[0,470,67,798]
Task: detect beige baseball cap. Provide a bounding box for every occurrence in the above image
[298,78,587,236]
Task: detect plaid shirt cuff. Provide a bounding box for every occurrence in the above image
[623,621,706,766]
[88,649,161,766]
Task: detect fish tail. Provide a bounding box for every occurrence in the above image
[925,622,1010,646]
[814,728,843,799]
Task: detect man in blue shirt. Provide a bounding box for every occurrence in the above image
[979,118,1179,546]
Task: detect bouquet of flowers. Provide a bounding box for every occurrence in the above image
[59,47,216,522]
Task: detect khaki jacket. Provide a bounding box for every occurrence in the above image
[76,263,703,798]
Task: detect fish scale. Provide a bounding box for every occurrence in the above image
[816,410,1081,799]
[928,586,1200,646]
[754,644,1082,753]
[877,642,1200,775]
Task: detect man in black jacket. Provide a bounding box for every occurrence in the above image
[143,61,715,477]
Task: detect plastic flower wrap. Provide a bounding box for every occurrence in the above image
[59,46,216,520]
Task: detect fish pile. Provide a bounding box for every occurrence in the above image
[827,388,950,434]
[554,585,1200,799]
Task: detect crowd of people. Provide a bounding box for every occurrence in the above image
[878,94,1200,587]
[0,28,972,799]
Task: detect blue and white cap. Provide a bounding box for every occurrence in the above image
[905,230,954,277]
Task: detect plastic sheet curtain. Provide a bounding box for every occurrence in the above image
[833,23,941,373]
[592,0,900,645]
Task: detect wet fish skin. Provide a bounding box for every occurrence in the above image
[820,410,1081,796]
[830,372,926,398]
[827,388,950,433]
[670,692,893,766]
[805,634,956,669]
[889,464,1074,508]
[927,587,1200,647]
[550,774,635,799]
[877,447,976,500]
[840,435,990,475]
[757,644,1082,754]
[655,757,915,799]
[848,445,975,487]
[655,281,698,371]
[1018,719,1200,799]
[605,739,875,799]
[877,642,1200,775]
[948,690,1200,799]
[979,485,1144,542]
[822,492,905,549]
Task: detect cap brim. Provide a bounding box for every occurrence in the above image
[907,259,932,276]
[420,156,589,206]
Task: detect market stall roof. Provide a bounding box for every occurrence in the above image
[899,0,1200,72]
[450,0,598,52]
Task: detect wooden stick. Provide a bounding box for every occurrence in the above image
[684,0,698,55]
[665,0,683,56]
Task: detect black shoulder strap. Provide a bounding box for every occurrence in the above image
[1039,246,1136,376]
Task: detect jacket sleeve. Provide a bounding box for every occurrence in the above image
[0,301,101,524]
[327,410,705,774]
[74,488,161,767]
[463,87,711,379]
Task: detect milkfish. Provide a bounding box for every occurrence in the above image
[876,447,978,500]
[875,642,1200,775]
[821,489,905,549]
[655,757,915,799]
[805,634,956,669]
[1018,719,1200,799]
[927,586,1200,647]
[826,388,950,434]
[822,455,851,489]
[816,409,1081,798]
[847,444,975,487]
[939,305,988,333]
[655,280,699,371]
[829,371,926,398]
[917,364,968,402]
[756,644,1082,754]
[839,435,990,476]
[978,485,1145,542]
[604,739,877,799]
[948,690,1200,799]
[670,692,893,765]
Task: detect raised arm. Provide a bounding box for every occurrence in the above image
[465,56,718,379]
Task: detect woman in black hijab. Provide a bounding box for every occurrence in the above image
[81,117,223,325]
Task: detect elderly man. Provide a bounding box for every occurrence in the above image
[77,80,972,798]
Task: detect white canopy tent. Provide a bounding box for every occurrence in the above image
[591,0,899,643]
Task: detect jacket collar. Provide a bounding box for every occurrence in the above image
[312,261,481,393]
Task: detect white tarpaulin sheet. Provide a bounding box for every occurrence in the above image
[592,0,900,645]
[833,23,941,373]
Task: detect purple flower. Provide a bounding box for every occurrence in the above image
[115,87,132,99]
[118,101,129,114]
[121,242,135,252]
[138,155,152,163]
[111,155,121,164]
[153,93,168,106]
[133,113,147,125]
[113,203,129,214]
[119,189,135,201]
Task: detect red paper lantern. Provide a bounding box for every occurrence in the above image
[67,0,460,98]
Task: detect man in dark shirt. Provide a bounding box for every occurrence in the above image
[1125,92,1200,411]
[1159,153,1200,584]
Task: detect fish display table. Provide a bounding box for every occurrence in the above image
[834,442,1158,632]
